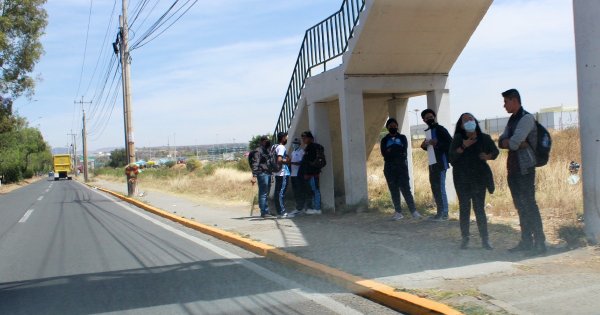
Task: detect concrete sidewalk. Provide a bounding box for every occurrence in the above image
[91,178,600,315]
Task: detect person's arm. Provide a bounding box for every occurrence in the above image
[380,136,387,157]
[507,115,535,151]
[400,135,408,157]
[436,126,453,154]
[251,150,260,180]
[448,135,463,164]
[480,134,500,161]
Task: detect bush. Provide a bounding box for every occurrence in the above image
[186,159,201,171]
[235,157,251,172]
[2,166,22,183]
[164,160,176,168]
[22,169,34,179]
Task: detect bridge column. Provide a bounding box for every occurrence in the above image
[339,87,369,211]
[574,0,600,244]
[388,98,414,191]
[426,89,457,204]
[308,102,335,212]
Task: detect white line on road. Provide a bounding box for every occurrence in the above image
[19,209,35,223]
[88,184,363,315]
[37,196,44,201]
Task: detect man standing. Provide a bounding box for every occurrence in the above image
[273,132,291,218]
[301,131,322,215]
[420,109,452,221]
[499,88,546,255]
[251,136,273,218]
[289,138,306,216]
[381,118,422,220]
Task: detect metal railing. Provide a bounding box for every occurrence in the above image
[273,0,366,139]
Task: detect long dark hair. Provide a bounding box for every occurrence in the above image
[453,112,482,138]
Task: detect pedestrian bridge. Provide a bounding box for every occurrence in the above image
[273,0,493,211]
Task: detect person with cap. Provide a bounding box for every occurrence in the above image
[381,118,422,220]
[289,137,307,216]
[273,132,292,218]
[300,131,322,215]
[420,109,453,221]
[250,136,273,218]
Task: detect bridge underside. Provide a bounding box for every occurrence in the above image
[286,0,492,211]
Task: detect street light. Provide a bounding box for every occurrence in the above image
[413,109,420,125]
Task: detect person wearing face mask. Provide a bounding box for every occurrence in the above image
[289,138,307,216]
[449,113,498,250]
[380,118,422,220]
[273,132,292,218]
[420,109,453,221]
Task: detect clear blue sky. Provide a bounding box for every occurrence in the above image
[12,0,577,151]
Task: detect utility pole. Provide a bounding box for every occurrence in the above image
[75,97,92,182]
[114,0,136,196]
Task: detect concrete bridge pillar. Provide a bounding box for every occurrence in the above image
[308,102,335,212]
[339,87,369,211]
[388,98,414,191]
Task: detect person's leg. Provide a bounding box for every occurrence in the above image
[257,174,270,215]
[455,183,472,247]
[522,170,546,252]
[291,176,305,211]
[308,176,321,211]
[473,184,491,249]
[278,175,289,215]
[508,174,533,250]
[398,169,418,215]
[384,168,402,213]
[440,169,449,217]
[429,167,443,217]
[274,176,283,215]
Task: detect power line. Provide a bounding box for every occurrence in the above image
[74,0,94,99]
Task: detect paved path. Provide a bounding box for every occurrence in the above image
[0,179,398,315]
[92,178,600,314]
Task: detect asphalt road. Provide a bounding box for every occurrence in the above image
[0,179,398,315]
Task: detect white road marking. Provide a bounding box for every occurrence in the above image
[19,209,35,223]
[88,183,363,315]
[37,196,44,201]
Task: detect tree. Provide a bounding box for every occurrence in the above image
[248,134,270,150]
[108,148,127,168]
[0,0,48,99]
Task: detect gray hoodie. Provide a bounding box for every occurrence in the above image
[499,108,537,175]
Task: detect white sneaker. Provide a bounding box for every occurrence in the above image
[411,211,423,219]
[277,213,290,219]
[305,209,322,215]
[391,212,404,221]
[289,210,302,216]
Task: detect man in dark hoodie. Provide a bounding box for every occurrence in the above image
[381,118,422,220]
[251,136,273,218]
[420,109,453,221]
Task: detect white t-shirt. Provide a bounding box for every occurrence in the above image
[290,147,304,177]
[273,144,290,176]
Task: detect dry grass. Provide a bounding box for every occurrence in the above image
[367,128,584,237]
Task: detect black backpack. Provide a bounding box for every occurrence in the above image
[532,121,551,167]
[267,145,282,173]
[310,143,326,170]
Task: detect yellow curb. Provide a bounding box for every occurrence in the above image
[89,184,462,315]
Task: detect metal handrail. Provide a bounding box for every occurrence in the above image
[273,0,366,139]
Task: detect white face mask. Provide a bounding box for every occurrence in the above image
[463,120,477,132]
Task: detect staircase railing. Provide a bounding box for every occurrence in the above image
[273,0,366,139]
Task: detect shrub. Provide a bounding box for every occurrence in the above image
[235,157,251,172]
[2,166,22,183]
[164,160,176,168]
[186,159,201,171]
[22,169,34,179]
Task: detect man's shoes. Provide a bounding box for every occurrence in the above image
[391,212,404,221]
[411,211,423,219]
[526,243,547,256]
[508,242,532,252]
[261,213,275,219]
[277,213,291,219]
[482,240,493,250]
[289,209,303,217]
[460,237,469,250]
[305,209,322,215]
[441,214,449,220]
[429,214,447,221]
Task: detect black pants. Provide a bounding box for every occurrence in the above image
[507,169,546,247]
[384,165,416,214]
[291,176,307,211]
[455,181,488,240]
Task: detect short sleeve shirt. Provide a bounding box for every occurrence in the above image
[273,144,290,176]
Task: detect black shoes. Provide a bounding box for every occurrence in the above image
[508,242,532,252]
[482,240,493,250]
[526,243,548,256]
[460,237,469,250]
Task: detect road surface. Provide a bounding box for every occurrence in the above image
[0,179,397,315]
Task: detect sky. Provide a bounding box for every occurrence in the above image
[12,0,578,151]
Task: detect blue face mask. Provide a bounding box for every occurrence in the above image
[463,120,477,132]
[293,144,300,151]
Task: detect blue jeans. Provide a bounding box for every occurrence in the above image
[274,176,289,215]
[306,176,321,210]
[429,167,448,216]
[257,173,271,215]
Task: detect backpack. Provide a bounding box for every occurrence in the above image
[310,143,327,170]
[532,121,551,167]
[267,145,282,173]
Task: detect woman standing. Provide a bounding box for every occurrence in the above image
[449,113,499,250]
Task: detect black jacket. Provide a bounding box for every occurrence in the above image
[422,123,452,170]
[380,133,409,169]
[300,142,321,176]
[251,146,270,177]
[449,132,499,192]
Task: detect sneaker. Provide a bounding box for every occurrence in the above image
[460,237,469,250]
[277,213,291,219]
[289,209,302,217]
[441,214,449,220]
[411,211,422,219]
[482,240,493,250]
[391,212,404,221]
[260,213,275,219]
[305,209,322,215]
[429,214,443,221]
[508,242,532,252]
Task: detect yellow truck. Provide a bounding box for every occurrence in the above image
[53,154,72,181]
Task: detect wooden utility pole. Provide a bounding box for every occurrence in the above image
[67,132,77,175]
[82,110,89,182]
[118,0,136,196]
